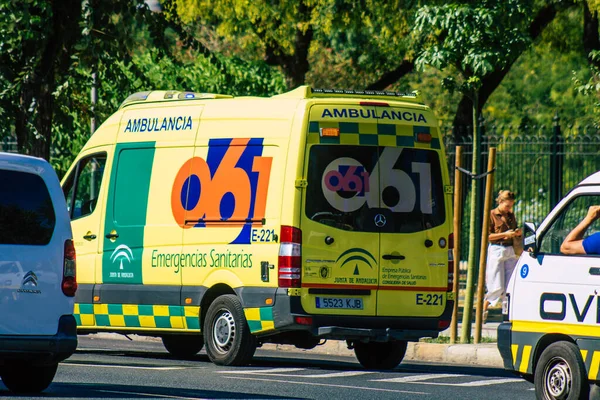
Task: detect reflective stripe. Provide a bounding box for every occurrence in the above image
[589,352,600,380]
[511,344,519,366]
[519,345,532,373]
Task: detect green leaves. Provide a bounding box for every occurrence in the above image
[414,0,533,80]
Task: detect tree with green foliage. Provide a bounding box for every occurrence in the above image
[415,1,577,132]
[173,0,423,90]
[0,0,286,175]
[414,0,547,343]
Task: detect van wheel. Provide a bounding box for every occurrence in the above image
[203,294,257,366]
[162,335,204,358]
[354,340,407,370]
[1,363,57,393]
[534,341,588,400]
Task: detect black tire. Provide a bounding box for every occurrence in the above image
[203,294,257,366]
[1,363,57,393]
[354,340,407,370]
[534,341,589,400]
[162,334,204,358]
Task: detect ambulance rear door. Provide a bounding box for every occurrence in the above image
[300,104,383,317]
[374,108,449,318]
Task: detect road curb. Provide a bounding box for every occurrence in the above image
[83,333,503,368]
[261,340,503,368]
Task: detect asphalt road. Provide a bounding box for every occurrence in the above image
[0,335,534,399]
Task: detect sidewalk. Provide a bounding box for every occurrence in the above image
[261,322,503,368]
[90,322,504,368]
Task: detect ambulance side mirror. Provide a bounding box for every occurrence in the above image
[523,222,537,257]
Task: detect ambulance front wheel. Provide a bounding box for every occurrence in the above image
[354,340,407,370]
[204,294,257,366]
[162,334,204,358]
[534,341,588,400]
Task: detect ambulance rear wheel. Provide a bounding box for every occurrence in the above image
[162,335,204,358]
[534,341,588,400]
[204,294,257,366]
[354,340,407,370]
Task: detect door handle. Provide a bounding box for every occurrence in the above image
[382,254,406,260]
[105,232,119,239]
[83,233,97,241]
[589,267,600,275]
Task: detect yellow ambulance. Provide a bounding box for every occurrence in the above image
[62,86,454,368]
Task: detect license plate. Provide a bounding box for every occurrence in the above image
[315,297,363,310]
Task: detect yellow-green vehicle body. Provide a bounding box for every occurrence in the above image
[62,86,454,367]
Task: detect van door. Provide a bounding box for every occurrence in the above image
[375,144,449,317]
[62,150,109,327]
[300,104,449,318]
[0,164,67,335]
[97,105,202,329]
[300,106,382,316]
[511,190,600,329]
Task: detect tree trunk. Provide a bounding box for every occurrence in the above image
[366,60,415,91]
[584,1,600,68]
[15,0,81,160]
[15,89,32,155]
[284,2,313,88]
[460,91,481,343]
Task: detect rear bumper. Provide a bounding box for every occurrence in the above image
[269,289,452,342]
[497,322,514,370]
[0,315,78,366]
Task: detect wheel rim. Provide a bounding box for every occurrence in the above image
[544,356,572,399]
[213,310,236,353]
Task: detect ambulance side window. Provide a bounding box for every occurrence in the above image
[539,194,600,254]
[63,154,107,220]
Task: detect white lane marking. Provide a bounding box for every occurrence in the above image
[98,389,208,399]
[220,369,371,378]
[422,378,525,387]
[374,374,523,387]
[219,367,305,374]
[373,373,466,383]
[64,362,201,371]
[281,371,372,378]
[220,376,428,395]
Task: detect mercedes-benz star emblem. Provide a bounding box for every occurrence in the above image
[374,214,387,227]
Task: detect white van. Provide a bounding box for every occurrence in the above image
[499,170,600,399]
[0,153,77,393]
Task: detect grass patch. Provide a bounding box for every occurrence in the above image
[419,336,496,344]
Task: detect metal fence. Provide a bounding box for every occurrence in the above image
[444,119,600,260]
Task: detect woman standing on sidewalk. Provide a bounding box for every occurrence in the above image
[483,190,521,322]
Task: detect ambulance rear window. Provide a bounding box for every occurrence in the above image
[305,145,445,233]
[0,170,55,245]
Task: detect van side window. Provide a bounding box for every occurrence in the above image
[0,170,56,245]
[63,154,107,220]
[539,194,600,254]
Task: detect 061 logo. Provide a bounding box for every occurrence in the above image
[171,138,272,244]
[322,147,433,214]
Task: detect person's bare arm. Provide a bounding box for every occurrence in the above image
[561,206,600,254]
[489,231,516,242]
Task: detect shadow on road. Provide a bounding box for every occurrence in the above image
[0,382,300,399]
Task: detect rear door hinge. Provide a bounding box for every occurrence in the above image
[295,179,308,188]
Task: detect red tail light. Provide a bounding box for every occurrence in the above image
[447,233,454,292]
[278,226,302,288]
[438,319,451,330]
[62,239,78,297]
